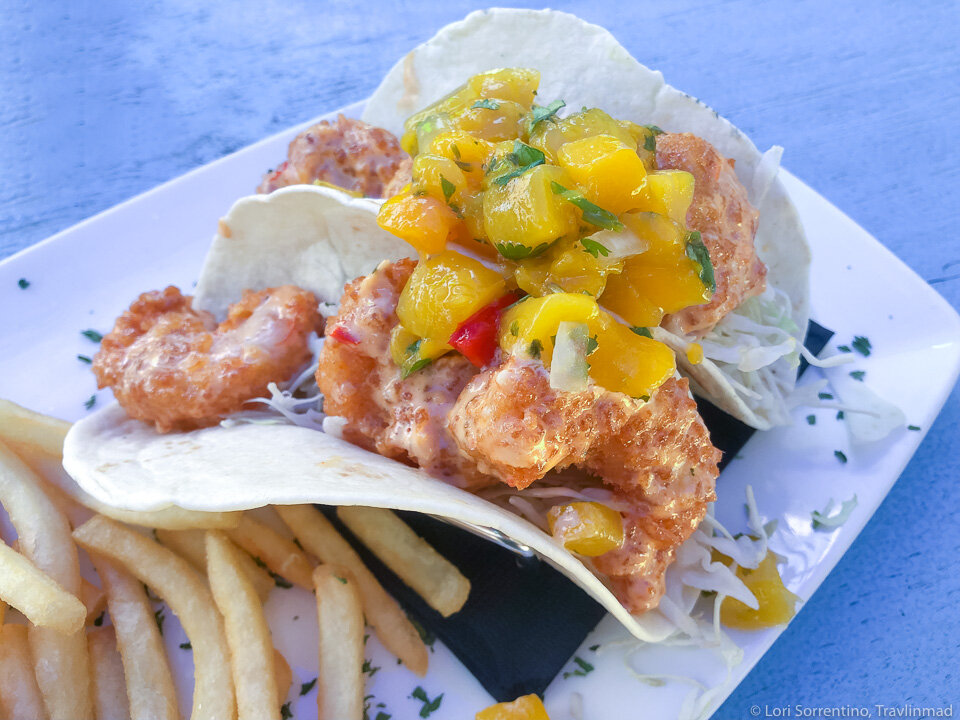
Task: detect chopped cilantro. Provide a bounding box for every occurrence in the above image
[818,392,834,400]
[17,278,30,289]
[335,575,347,584]
[376,714,392,720]
[494,241,550,260]
[589,644,600,652]
[563,655,595,679]
[849,370,866,381]
[585,335,599,356]
[529,339,543,359]
[440,176,455,202]
[472,98,500,110]
[252,555,267,569]
[300,678,317,695]
[84,395,96,410]
[492,151,545,185]
[852,335,872,356]
[362,659,381,677]
[834,450,848,464]
[154,608,165,635]
[550,181,623,231]
[77,354,92,364]
[451,144,461,159]
[280,701,292,719]
[411,687,443,718]
[409,617,436,648]
[81,329,103,343]
[630,326,653,338]
[684,231,716,293]
[270,572,293,589]
[93,611,104,627]
[806,415,816,425]
[527,99,565,133]
[907,424,921,431]
[643,133,657,152]
[580,237,610,258]
[402,357,433,379]
[837,345,852,353]
[509,320,519,337]
[837,410,845,420]
[179,641,192,650]
[644,124,664,136]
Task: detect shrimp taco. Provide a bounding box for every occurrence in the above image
[64,9,809,639]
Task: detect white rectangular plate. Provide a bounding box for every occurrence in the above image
[2,101,958,720]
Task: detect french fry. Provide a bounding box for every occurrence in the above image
[206,531,279,720]
[0,623,48,720]
[75,516,236,720]
[93,556,178,720]
[81,577,107,625]
[336,505,471,617]
[0,538,86,634]
[273,649,292,704]
[226,514,314,589]
[0,397,71,458]
[0,439,93,719]
[276,505,428,675]
[155,528,274,602]
[87,626,130,720]
[314,566,365,720]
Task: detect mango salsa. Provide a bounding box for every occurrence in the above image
[547,501,624,556]
[717,551,800,630]
[556,134,647,214]
[476,694,550,720]
[631,169,695,224]
[377,192,460,256]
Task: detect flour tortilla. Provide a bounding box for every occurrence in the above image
[364,7,811,429]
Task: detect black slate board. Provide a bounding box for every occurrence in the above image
[319,321,833,701]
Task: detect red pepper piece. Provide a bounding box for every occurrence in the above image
[449,292,523,367]
[328,324,359,345]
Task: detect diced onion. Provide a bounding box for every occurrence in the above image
[589,226,649,260]
[550,321,590,392]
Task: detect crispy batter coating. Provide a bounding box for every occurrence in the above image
[657,132,766,336]
[258,114,411,198]
[316,260,494,490]
[94,285,320,432]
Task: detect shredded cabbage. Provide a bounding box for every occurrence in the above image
[812,495,858,529]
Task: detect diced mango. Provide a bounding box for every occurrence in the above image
[397,251,506,346]
[529,108,638,161]
[620,211,686,261]
[631,170,695,224]
[390,325,449,377]
[476,694,551,720]
[413,154,467,204]
[514,237,623,297]
[455,100,529,144]
[588,318,676,400]
[427,131,495,181]
[718,551,800,630]
[377,192,460,255]
[547,501,624,556]
[686,342,704,365]
[483,165,578,259]
[557,134,647,214]
[499,293,600,367]
[467,68,540,107]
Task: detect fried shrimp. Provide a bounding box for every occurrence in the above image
[258,114,412,198]
[656,132,766,336]
[94,285,321,433]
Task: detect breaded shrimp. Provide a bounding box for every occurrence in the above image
[94,285,320,432]
[258,114,411,198]
[656,132,766,336]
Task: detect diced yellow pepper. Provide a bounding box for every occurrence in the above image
[631,170,695,224]
[717,551,800,630]
[483,165,578,259]
[557,134,647,214]
[547,501,624,556]
[397,251,506,347]
[377,192,460,255]
[476,694,551,720]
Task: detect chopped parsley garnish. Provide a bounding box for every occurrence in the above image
[644,124,664,136]
[834,450,848,464]
[529,339,544,359]
[440,176,455,202]
[93,611,104,627]
[17,278,30,289]
[550,181,623,231]
[376,714,392,720]
[472,98,500,110]
[643,133,657,152]
[907,424,921,431]
[630,326,653,338]
[411,687,443,718]
[563,655,595,679]
[837,345,852,353]
[494,241,550,260]
[589,644,600,652]
[409,617,436,648]
[849,370,866,381]
[84,395,97,410]
[362,659,381,677]
[280,701,292,719]
[154,608,165,635]
[806,414,816,425]
[837,410,845,420]
[179,641,192,650]
[81,329,103,343]
[585,335,599,356]
[77,354,92,364]
[527,99,565,133]
[509,320,519,337]
[300,678,317,695]
[852,335,872,356]
[684,231,716,293]
[818,392,834,400]
[580,237,610,258]
[402,358,433,379]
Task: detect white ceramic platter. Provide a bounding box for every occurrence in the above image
[1,101,958,720]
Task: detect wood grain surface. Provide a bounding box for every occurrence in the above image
[2,0,958,715]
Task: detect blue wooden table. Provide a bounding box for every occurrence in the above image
[2,1,958,715]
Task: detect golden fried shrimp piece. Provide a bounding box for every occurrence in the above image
[94,285,320,433]
[656,132,766,336]
[316,260,493,490]
[258,114,411,198]
[448,360,719,612]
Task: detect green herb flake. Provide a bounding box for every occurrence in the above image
[335,575,347,584]
[528,99,566,133]
[252,556,267,569]
[852,335,872,356]
[837,345,852,353]
[907,424,921,431]
[581,237,610,259]
[550,181,623,231]
[17,278,30,289]
[451,144,461,160]
[409,617,436,648]
[154,608,165,635]
[362,659,381,677]
[529,339,544,359]
[563,655,595,678]
[585,335,599,356]
[81,329,103,343]
[494,241,550,260]
[834,450,848,464]
[630,326,653,339]
[806,414,816,425]
[271,573,293,589]
[84,395,97,410]
[402,357,433,379]
[280,701,293,719]
[77,354,92,364]
[643,133,657,152]
[849,370,866,381]
[440,176,455,202]
[589,644,600,652]
[837,411,845,420]
[179,641,192,650]
[376,713,392,720]
[472,98,500,110]
[509,320,519,337]
[93,611,104,627]
[818,392,834,400]
[684,231,716,293]
[300,678,317,695]
[411,687,443,718]
[644,124,664,136]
